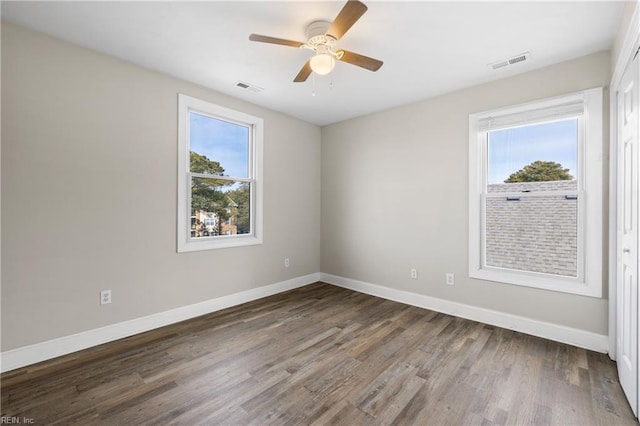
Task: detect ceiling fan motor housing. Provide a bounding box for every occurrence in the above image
[305,20,332,40]
[303,20,343,60]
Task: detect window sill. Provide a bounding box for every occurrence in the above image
[178,234,262,253]
[469,267,601,298]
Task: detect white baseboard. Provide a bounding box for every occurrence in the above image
[2,271,609,373]
[1,273,321,373]
[320,273,609,353]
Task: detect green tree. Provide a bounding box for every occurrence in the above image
[227,183,250,234]
[504,160,573,183]
[190,151,225,175]
[190,152,232,236]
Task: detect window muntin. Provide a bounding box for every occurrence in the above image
[178,95,263,252]
[469,88,602,297]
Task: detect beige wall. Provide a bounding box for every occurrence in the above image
[0,19,618,353]
[1,23,322,350]
[321,51,611,335]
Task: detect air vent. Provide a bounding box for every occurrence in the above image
[490,60,509,70]
[234,81,263,93]
[488,52,530,71]
[509,54,527,65]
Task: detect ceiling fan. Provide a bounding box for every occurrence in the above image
[249,0,383,83]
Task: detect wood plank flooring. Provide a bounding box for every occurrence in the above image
[1,282,637,425]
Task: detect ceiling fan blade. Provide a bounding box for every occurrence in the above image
[326,0,368,40]
[339,50,383,72]
[294,60,313,83]
[249,34,304,48]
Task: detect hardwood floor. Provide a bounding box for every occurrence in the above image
[1,282,637,425]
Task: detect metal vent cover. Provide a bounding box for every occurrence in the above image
[490,60,509,70]
[508,54,528,65]
[488,52,530,70]
[234,81,263,92]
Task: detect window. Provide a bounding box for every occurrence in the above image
[178,94,263,252]
[468,88,602,297]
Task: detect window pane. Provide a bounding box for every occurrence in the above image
[191,177,251,238]
[485,192,577,277]
[487,119,578,191]
[189,112,249,178]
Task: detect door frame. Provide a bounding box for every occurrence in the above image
[610,3,640,362]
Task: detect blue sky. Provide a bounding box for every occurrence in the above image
[488,118,578,184]
[189,112,249,178]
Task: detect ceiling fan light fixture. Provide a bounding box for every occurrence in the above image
[248,1,383,83]
[310,53,335,75]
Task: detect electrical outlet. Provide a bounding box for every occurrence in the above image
[284,258,290,268]
[410,268,418,279]
[100,290,112,305]
[446,273,455,286]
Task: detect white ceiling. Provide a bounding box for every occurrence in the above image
[1,1,625,126]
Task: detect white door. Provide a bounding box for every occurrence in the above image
[617,50,639,416]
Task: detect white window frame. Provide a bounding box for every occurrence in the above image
[177,94,263,252]
[468,87,603,297]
